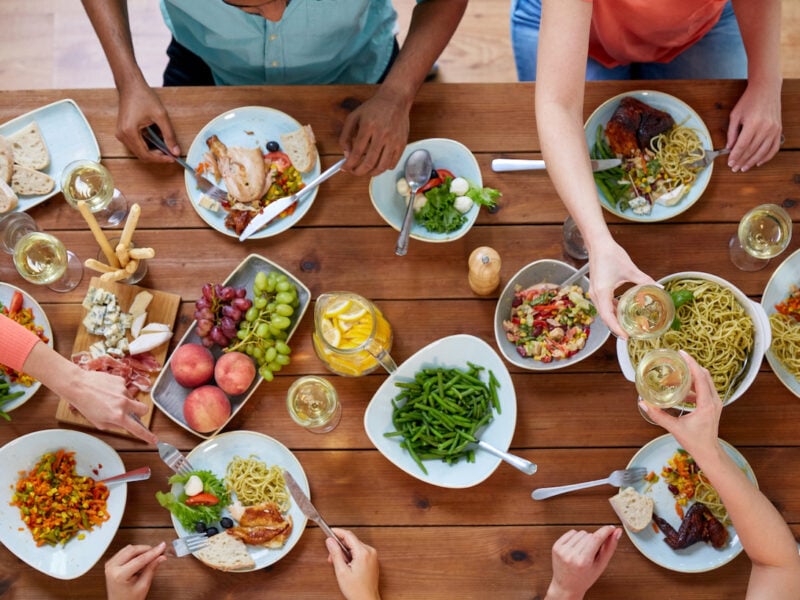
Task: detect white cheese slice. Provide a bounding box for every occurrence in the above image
[129,291,153,318]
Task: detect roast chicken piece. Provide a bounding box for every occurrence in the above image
[206,135,269,204]
[604,96,675,157]
[227,502,293,548]
[652,502,729,550]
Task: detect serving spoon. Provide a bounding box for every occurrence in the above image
[395,149,433,256]
[99,466,152,486]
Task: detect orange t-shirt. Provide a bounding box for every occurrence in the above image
[586,0,728,67]
[0,314,40,372]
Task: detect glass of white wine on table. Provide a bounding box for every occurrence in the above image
[61,159,128,227]
[729,203,792,271]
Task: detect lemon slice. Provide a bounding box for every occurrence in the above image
[338,304,368,322]
[320,318,341,347]
[323,298,352,319]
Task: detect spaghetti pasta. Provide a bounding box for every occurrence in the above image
[627,278,754,400]
[769,312,800,379]
[650,125,705,189]
[225,455,290,511]
[694,473,730,525]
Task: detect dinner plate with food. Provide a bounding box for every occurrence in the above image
[0,99,100,215]
[761,248,800,398]
[156,430,309,571]
[185,106,320,239]
[0,429,126,579]
[585,90,713,222]
[0,283,53,415]
[617,433,756,573]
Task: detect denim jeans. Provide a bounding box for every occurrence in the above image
[510,0,746,81]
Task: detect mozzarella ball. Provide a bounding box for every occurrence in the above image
[184,474,204,497]
[454,195,474,214]
[396,177,410,197]
[450,177,470,196]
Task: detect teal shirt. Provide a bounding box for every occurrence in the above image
[159,0,422,85]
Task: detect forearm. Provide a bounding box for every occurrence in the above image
[731,0,782,89]
[21,341,82,400]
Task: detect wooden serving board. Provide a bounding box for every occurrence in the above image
[56,276,181,438]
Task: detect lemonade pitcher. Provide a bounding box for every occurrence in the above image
[312,292,396,376]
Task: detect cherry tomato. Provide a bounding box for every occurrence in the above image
[184,492,219,506]
[436,168,455,181]
[8,291,23,317]
[264,151,292,172]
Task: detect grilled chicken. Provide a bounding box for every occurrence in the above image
[206,135,269,204]
[227,502,293,548]
[652,503,729,550]
[604,96,675,157]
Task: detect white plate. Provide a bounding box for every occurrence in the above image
[585,90,713,222]
[0,282,54,412]
[369,138,482,243]
[0,429,126,579]
[169,431,309,571]
[364,334,517,488]
[0,99,100,212]
[623,433,756,573]
[761,247,800,398]
[185,106,321,239]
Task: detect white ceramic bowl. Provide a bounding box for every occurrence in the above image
[761,248,800,398]
[494,259,610,371]
[364,334,516,488]
[617,271,769,407]
[369,138,482,243]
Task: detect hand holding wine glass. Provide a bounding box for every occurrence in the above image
[635,348,692,424]
[729,203,792,271]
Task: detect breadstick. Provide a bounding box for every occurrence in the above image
[128,247,155,260]
[116,242,130,267]
[124,258,140,274]
[77,200,119,268]
[119,203,141,253]
[84,258,117,274]
[100,268,130,282]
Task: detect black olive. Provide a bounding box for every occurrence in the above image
[206,526,219,537]
[194,522,207,533]
[429,168,439,179]
[220,517,234,529]
[266,140,280,152]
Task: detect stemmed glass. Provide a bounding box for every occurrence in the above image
[729,203,792,271]
[635,348,692,424]
[61,159,128,227]
[0,212,83,292]
[562,215,588,263]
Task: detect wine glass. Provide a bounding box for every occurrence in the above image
[61,159,128,226]
[616,284,675,340]
[562,215,588,263]
[729,203,792,271]
[635,348,692,424]
[11,230,83,293]
[0,212,38,254]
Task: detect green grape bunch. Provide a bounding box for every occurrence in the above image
[225,270,299,381]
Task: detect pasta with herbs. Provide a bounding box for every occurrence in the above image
[627,278,754,401]
[225,455,290,511]
[650,125,705,188]
[769,312,800,379]
[695,473,730,525]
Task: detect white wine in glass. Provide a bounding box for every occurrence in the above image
[62,159,128,226]
[635,348,692,409]
[616,284,675,340]
[729,203,792,271]
[13,231,83,292]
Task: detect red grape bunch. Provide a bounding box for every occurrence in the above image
[194,283,253,348]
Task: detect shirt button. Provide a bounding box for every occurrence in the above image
[269,34,278,41]
[271,61,279,67]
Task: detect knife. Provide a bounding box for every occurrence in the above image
[239,157,346,241]
[283,470,352,562]
[491,158,621,172]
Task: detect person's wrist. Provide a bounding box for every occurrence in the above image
[545,580,585,600]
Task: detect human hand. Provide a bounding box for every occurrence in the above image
[725,81,782,173]
[339,92,409,177]
[105,542,167,600]
[326,528,381,600]
[546,526,621,600]
[117,80,181,163]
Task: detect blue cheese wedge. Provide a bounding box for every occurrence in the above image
[81,286,134,355]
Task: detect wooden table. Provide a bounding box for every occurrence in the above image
[0,81,798,599]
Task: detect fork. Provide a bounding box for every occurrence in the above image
[531,467,648,500]
[142,126,228,202]
[685,148,730,170]
[157,441,194,476]
[172,533,208,557]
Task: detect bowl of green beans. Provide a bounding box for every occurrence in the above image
[364,334,517,488]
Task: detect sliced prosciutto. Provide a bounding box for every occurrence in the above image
[72,351,161,396]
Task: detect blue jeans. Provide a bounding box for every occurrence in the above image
[510,0,747,81]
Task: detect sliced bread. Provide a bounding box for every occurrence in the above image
[609,487,654,532]
[0,179,18,213]
[195,532,256,572]
[0,135,12,183]
[8,121,50,170]
[280,124,316,173]
[11,164,55,196]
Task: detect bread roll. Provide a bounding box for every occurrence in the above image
[0,179,18,213]
[194,532,256,572]
[0,135,12,183]
[8,122,50,170]
[609,487,654,532]
[280,124,316,173]
[11,165,55,196]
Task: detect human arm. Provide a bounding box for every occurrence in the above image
[105,542,167,600]
[326,528,381,600]
[726,0,783,172]
[535,0,653,337]
[80,0,181,162]
[545,526,622,600]
[643,352,800,599]
[339,0,467,177]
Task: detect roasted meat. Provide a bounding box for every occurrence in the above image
[227,502,293,548]
[206,135,269,204]
[652,502,729,550]
[604,97,675,157]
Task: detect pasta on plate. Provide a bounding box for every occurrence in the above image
[225,455,290,511]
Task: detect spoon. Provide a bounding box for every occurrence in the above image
[99,466,152,486]
[395,149,433,256]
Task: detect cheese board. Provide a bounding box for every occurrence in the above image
[56,277,181,437]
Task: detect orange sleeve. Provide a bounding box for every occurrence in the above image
[0,314,41,372]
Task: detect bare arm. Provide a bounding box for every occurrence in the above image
[81,0,180,162]
[726,0,783,172]
[535,0,652,337]
[339,0,467,176]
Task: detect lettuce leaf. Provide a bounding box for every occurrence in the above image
[155,469,229,530]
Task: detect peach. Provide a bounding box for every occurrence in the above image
[170,343,215,388]
[214,351,256,396]
[183,385,231,433]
